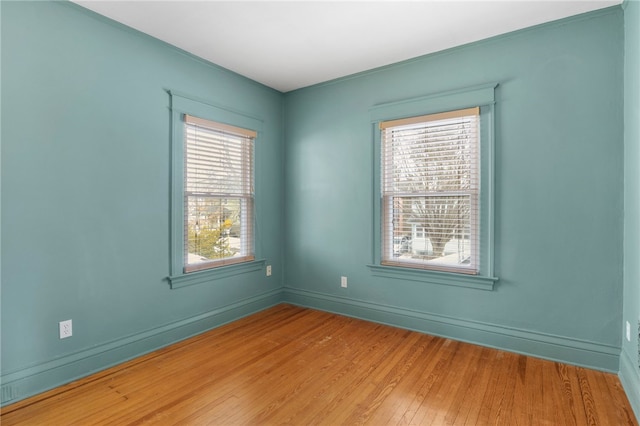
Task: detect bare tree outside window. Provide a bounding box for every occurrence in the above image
[382,108,479,273]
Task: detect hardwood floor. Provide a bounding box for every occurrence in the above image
[1,304,636,425]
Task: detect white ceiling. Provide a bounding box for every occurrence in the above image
[72,0,622,92]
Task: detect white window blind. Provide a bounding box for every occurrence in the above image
[184,114,255,273]
[381,107,480,274]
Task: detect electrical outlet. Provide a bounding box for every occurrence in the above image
[341,276,347,288]
[266,265,272,276]
[59,319,72,339]
[627,321,631,342]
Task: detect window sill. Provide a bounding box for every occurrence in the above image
[367,264,498,291]
[169,259,266,289]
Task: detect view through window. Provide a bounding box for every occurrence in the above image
[381,107,480,274]
[184,115,255,272]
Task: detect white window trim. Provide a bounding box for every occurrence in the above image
[368,83,499,290]
[167,91,265,289]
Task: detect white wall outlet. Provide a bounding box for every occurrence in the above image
[341,276,348,288]
[266,265,272,276]
[59,319,72,339]
[627,321,631,342]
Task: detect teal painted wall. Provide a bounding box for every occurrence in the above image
[0,1,284,403]
[621,0,640,418]
[283,8,624,369]
[0,0,632,409]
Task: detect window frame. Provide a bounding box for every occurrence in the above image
[368,83,499,290]
[168,91,265,289]
[183,114,256,273]
[381,107,481,274]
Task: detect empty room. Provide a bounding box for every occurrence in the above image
[1,0,639,424]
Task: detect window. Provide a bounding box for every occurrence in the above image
[381,108,479,274]
[168,92,264,288]
[183,115,255,272]
[368,83,497,289]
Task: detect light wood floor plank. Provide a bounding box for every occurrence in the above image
[1,304,636,425]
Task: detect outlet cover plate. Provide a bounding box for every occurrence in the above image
[59,319,72,339]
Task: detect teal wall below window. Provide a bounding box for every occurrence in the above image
[0,0,635,416]
[621,0,640,420]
